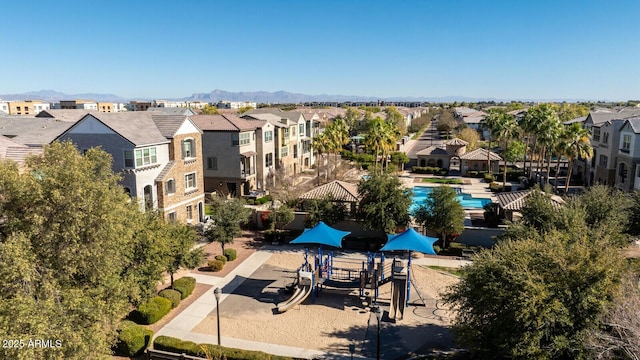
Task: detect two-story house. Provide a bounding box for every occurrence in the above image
[191,114,262,197]
[57,112,205,223]
[615,118,640,192]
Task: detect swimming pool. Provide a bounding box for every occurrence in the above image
[411,186,492,211]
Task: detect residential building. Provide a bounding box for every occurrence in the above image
[153,100,188,108]
[128,101,153,111]
[453,107,487,132]
[36,109,94,123]
[615,118,640,192]
[147,107,196,116]
[57,112,205,223]
[216,100,257,110]
[2,100,50,115]
[0,135,44,168]
[0,115,76,147]
[191,114,262,197]
[59,100,98,110]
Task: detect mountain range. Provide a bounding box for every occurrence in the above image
[0,89,595,104]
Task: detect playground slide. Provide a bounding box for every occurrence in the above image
[276,285,312,313]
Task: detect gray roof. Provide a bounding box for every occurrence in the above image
[244,108,303,124]
[146,107,196,116]
[626,118,640,133]
[155,161,175,182]
[445,138,469,146]
[459,148,502,161]
[241,113,286,128]
[36,109,94,122]
[563,116,587,125]
[496,190,564,211]
[191,114,260,132]
[416,145,449,156]
[587,109,640,125]
[0,116,76,147]
[0,135,43,165]
[151,115,200,138]
[80,112,169,147]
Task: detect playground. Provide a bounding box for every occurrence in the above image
[190,249,459,358]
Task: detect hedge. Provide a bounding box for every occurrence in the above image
[214,255,227,264]
[131,296,172,325]
[489,182,504,192]
[114,320,153,357]
[208,259,225,272]
[158,289,181,309]
[224,248,237,261]
[172,276,196,300]
[483,173,494,183]
[153,335,294,360]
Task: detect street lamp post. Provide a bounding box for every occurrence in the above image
[214,288,222,346]
[372,305,382,360]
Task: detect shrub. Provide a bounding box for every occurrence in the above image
[114,320,153,357]
[172,276,196,299]
[224,248,237,261]
[208,259,225,272]
[131,296,172,325]
[483,173,494,183]
[215,255,227,264]
[247,199,255,205]
[154,335,202,357]
[154,336,295,360]
[489,182,503,192]
[256,196,271,204]
[158,289,181,309]
[412,166,443,174]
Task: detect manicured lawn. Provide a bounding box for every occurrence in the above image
[421,178,463,185]
[425,265,463,277]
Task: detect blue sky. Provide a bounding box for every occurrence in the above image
[1,0,638,101]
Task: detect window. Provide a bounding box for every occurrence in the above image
[207,157,218,170]
[167,212,177,222]
[264,130,273,143]
[281,146,289,157]
[283,128,289,140]
[592,128,600,142]
[239,132,250,146]
[185,173,197,190]
[166,179,175,194]
[265,153,273,167]
[290,126,296,138]
[299,123,304,135]
[186,205,193,220]
[599,155,608,167]
[619,163,628,183]
[124,150,134,167]
[134,147,157,167]
[182,138,195,159]
[602,132,609,144]
[293,144,298,159]
[622,134,631,152]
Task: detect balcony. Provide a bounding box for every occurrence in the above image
[241,167,255,178]
[620,148,630,154]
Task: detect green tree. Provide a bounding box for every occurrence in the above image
[627,191,640,236]
[503,140,526,166]
[303,196,347,227]
[201,104,220,115]
[365,117,399,173]
[358,174,412,234]
[456,127,480,150]
[412,186,465,248]
[267,203,295,239]
[0,142,175,359]
[164,222,204,288]
[385,106,406,134]
[436,110,458,139]
[492,112,519,188]
[324,118,350,179]
[390,151,409,173]
[520,186,561,233]
[483,108,503,172]
[237,105,254,114]
[444,230,624,359]
[203,195,251,253]
[561,123,593,193]
[312,131,331,184]
[344,107,361,131]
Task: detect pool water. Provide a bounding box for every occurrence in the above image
[411,186,492,211]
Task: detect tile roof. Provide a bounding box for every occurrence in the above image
[241,113,286,127]
[445,138,469,146]
[191,114,259,132]
[588,109,640,125]
[0,135,43,166]
[85,112,169,147]
[151,115,196,138]
[155,161,175,182]
[416,145,450,156]
[496,190,564,211]
[459,148,502,161]
[36,109,94,122]
[299,180,360,203]
[625,118,640,133]
[0,116,76,147]
[146,107,196,116]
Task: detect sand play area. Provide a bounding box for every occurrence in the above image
[191,250,459,358]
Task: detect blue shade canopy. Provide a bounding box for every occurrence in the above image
[290,221,351,248]
[381,228,438,255]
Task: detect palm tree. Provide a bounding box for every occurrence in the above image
[562,123,593,193]
[483,109,503,173]
[528,105,561,186]
[493,113,519,188]
[312,131,330,184]
[325,118,350,179]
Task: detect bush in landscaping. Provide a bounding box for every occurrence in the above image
[483,173,494,183]
[172,276,196,299]
[489,182,503,192]
[154,336,294,360]
[131,296,172,325]
[256,196,271,204]
[412,166,444,174]
[224,248,237,261]
[114,320,154,357]
[215,254,227,264]
[208,259,225,272]
[158,289,181,309]
[247,199,255,205]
